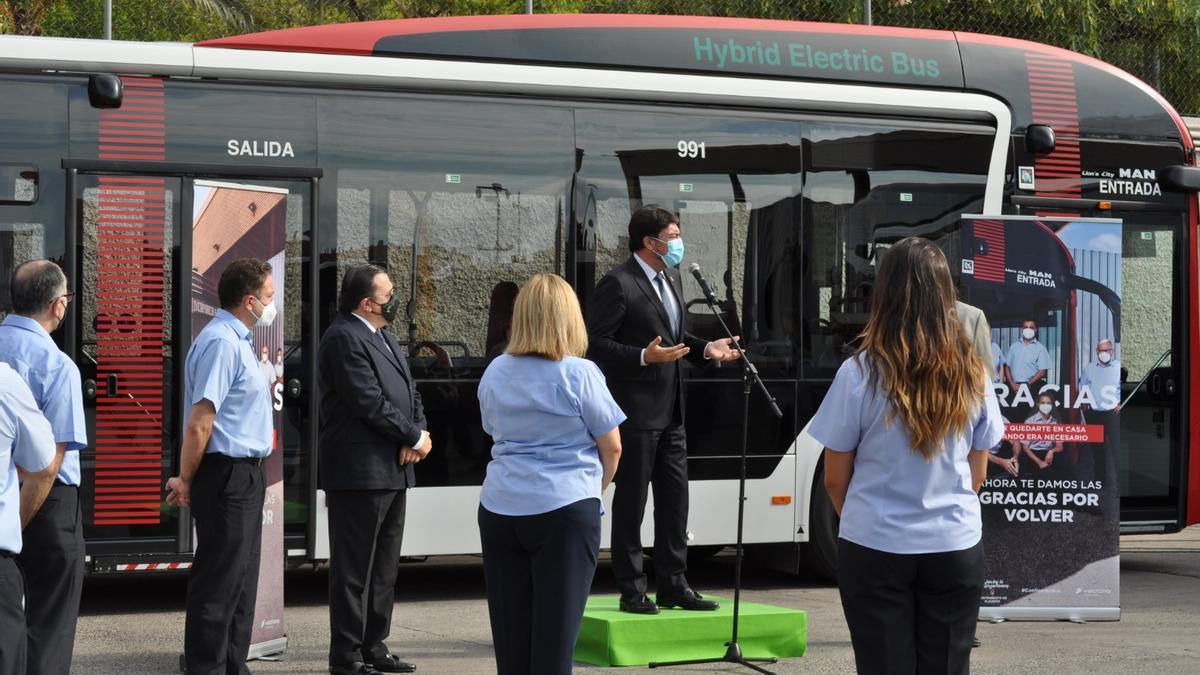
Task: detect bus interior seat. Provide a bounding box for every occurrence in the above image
[485,281,519,360]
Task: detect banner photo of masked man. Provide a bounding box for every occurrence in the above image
[190,180,289,656]
[961,215,1121,622]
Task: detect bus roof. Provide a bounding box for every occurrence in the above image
[197,14,1188,144]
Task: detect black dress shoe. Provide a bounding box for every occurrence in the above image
[657,588,720,611]
[366,654,417,673]
[619,593,660,614]
[330,662,380,675]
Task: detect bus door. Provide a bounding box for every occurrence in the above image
[1079,209,1184,530]
[64,162,320,570]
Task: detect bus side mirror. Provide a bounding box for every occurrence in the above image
[88,74,123,109]
[1024,124,1056,155]
[1160,165,1200,193]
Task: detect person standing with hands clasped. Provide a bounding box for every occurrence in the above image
[165,258,276,675]
[319,264,429,675]
[478,273,625,675]
[809,237,1004,675]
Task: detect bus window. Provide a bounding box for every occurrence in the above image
[1108,215,1181,512]
[0,164,37,204]
[0,223,47,317]
[574,107,801,474]
[800,121,993,377]
[319,95,574,487]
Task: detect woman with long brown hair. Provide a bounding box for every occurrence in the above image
[808,237,1004,674]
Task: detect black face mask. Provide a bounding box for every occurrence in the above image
[376,296,401,323]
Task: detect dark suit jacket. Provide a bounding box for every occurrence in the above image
[586,255,709,430]
[317,313,425,490]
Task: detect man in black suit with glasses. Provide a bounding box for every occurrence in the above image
[318,263,431,675]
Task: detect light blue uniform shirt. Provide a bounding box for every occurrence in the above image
[990,341,1005,384]
[184,310,272,458]
[0,363,57,554]
[478,354,626,517]
[1079,360,1121,412]
[1005,339,1051,384]
[1022,412,1058,452]
[808,355,1005,554]
[0,315,87,485]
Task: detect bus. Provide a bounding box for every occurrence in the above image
[0,14,1194,579]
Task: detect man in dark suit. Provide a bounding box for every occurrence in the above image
[318,264,431,675]
[587,205,741,614]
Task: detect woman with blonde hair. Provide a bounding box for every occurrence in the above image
[808,237,1004,674]
[477,273,625,675]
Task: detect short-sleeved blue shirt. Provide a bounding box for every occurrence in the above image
[0,363,57,554]
[478,354,626,516]
[808,355,1005,554]
[1006,339,1051,383]
[184,310,273,458]
[0,314,87,485]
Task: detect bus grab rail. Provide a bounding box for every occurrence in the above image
[1122,349,1172,409]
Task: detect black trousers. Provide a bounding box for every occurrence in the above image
[0,555,25,675]
[611,421,689,598]
[18,481,84,675]
[327,489,407,668]
[478,499,601,675]
[185,456,265,675]
[837,539,983,675]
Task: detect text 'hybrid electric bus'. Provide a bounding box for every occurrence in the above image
[0,14,1195,579]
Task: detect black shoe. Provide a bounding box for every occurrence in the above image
[366,654,417,673]
[972,637,981,648]
[657,588,720,611]
[330,663,381,675]
[619,593,660,614]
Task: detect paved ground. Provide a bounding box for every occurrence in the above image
[75,527,1199,674]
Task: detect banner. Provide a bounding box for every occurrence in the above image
[191,180,289,656]
[961,215,1121,621]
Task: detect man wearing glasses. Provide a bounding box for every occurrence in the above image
[0,259,87,675]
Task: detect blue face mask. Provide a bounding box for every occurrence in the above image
[653,236,685,268]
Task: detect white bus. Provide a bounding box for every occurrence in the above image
[0,14,1195,579]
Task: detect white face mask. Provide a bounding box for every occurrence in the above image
[251,296,277,327]
[1038,403,1054,415]
[1022,328,1036,340]
[1098,352,1112,364]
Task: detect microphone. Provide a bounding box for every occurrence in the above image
[688,263,720,306]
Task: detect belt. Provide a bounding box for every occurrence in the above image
[206,453,265,467]
[0,550,13,559]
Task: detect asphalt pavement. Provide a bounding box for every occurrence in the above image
[73,527,1199,674]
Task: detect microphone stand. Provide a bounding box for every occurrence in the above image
[649,275,782,674]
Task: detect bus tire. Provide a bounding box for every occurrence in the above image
[801,466,839,582]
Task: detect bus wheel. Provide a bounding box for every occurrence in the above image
[801,467,839,583]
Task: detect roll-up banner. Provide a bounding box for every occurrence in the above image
[961,215,1121,621]
[191,180,290,656]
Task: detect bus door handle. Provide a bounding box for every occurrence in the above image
[106,373,118,397]
[83,379,97,401]
[1165,378,1175,396]
[285,378,302,400]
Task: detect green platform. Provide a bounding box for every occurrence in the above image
[574,596,807,667]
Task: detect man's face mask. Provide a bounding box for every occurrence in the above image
[375,294,401,323]
[652,236,685,268]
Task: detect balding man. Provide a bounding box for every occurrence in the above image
[0,259,88,675]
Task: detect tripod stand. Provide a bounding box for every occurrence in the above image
[650,270,783,674]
